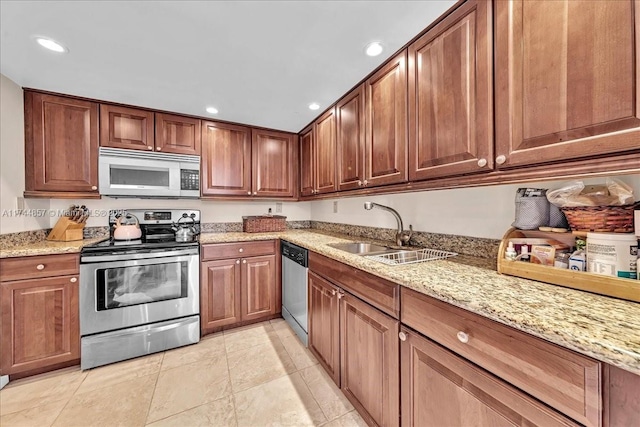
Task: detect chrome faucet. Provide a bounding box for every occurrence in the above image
[363,202,413,246]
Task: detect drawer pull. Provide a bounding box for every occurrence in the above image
[457,331,469,344]
[239,248,244,253]
[398,331,407,341]
[70,277,77,283]
[36,264,45,270]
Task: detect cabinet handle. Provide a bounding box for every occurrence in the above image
[156,147,162,151]
[70,277,77,283]
[242,259,247,264]
[239,248,244,253]
[236,260,240,264]
[36,264,45,270]
[477,158,487,168]
[398,331,407,341]
[148,146,153,150]
[495,155,506,165]
[91,185,98,190]
[456,331,470,344]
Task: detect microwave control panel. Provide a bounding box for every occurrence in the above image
[181,170,200,191]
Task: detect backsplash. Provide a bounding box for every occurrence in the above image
[201,220,311,233]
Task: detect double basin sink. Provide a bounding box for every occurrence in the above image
[326,242,457,265]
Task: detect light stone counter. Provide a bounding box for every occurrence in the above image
[0,237,108,258]
[201,230,640,375]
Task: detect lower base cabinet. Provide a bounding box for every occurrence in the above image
[308,271,341,384]
[400,327,578,427]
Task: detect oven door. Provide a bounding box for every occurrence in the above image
[79,251,199,336]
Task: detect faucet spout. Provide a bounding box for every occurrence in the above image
[363,202,413,246]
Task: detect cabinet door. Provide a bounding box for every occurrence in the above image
[252,129,296,198]
[201,121,252,196]
[24,92,99,195]
[1,275,79,376]
[341,292,400,427]
[400,328,578,427]
[337,85,366,191]
[299,126,315,197]
[241,255,276,322]
[100,104,155,151]
[315,107,338,194]
[495,0,640,168]
[365,51,408,187]
[155,113,201,155]
[201,259,241,333]
[308,271,340,385]
[408,0,493,181]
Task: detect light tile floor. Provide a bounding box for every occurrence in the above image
[0,319,366,427]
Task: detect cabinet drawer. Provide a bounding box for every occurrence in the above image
[401,288,601,427]
[309,251,399,318]
[0,254,79,282]
[201,240,276,261]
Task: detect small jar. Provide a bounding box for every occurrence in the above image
[554,252,570,269]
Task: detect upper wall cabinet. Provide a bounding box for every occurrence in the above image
[24,92,99,198]
[336,85,366,191]
[315,107,338,194]
[100,105,155,151]
[299,126,315,197]
[494,0,640,168]
[408,0,493,181]
[155,113,201,155]
[201,121,297,198]
[365,51,408,187]
[101,105,201,155]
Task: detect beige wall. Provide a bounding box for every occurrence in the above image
[0,74,49,233]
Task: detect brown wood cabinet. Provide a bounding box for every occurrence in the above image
[155,112,201,155]
[308,271,341,385]
[299,125,315,197]
[408,0,493,181]
[604,365,640,427]
[0,254,80,377]
[494,0,640,168]
[341,291,400,427]
[200,241,278,335]
[201,122,296,198]
[100,104,155,151]
[315,107,338,194]
[24,92,99,198]
[364,50,408,187]
[400,327,578,427]
[336,85,366,191]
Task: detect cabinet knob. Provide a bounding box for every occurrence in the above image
[148,146,153,150]
[91,185,98,191]
[337,291,344,299]
[236,260,240,264]
[242,259,247,264]
[495,155,506,165]
[239,248,244,253]
[70,277,77,283]
[477,158,487,168]
[247,191,252,195]
[36,264,45,270]
[331,289,336,296]
[398,331,407,341]
[357,180,362,186]
[253,192,257,195]
[156,147,162,151]
[363,180,368,186]
[456,331,470,344]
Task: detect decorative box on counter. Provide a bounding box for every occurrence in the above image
[242,215,286,233]
[497,227,640,303]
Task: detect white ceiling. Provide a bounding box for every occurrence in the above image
[0,1,455,132]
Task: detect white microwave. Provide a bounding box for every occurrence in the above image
[98,147,200,198]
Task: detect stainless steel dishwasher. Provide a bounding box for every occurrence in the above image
[281,240,308,346]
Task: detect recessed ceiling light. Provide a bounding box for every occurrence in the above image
[308,103,320,111]
[365,41,383,57]
[35,37,67,53]
[205,106,218,114]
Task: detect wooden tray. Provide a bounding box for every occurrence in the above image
[497,227,639,303]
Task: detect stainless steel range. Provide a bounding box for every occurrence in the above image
[79,209,201,370]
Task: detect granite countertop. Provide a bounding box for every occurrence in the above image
[201,230,640,375]
[0,236,108,258]
[3,229,638,374]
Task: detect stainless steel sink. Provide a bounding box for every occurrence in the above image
[326,242,392,255]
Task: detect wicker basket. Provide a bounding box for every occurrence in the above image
[560,202,638,233]
[242,215,287,233]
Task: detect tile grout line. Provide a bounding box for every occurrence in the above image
[223,331,241,427]
[143,352,164,426]
[45,369,89,427]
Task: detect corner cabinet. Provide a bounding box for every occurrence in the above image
[200,241,279,334]
[408,0,493,180]
[0,254,80,377]
[24,92,99,198]
[201,122,297,199]
[494,0,640,168]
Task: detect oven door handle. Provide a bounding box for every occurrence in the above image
[81,248,198,264]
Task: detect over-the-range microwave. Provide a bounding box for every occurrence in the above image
[98,147,200,198]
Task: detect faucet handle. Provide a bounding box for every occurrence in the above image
[400,225,413,245]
